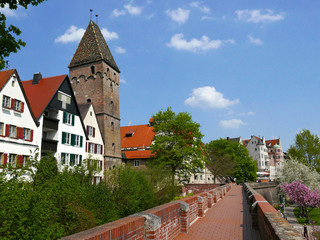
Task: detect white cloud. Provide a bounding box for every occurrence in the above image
[120,78,127,84]
[201,16,213,21]
[55,26,118,43]
[115,46,126,54]
[190,1,210,13]
[55,26,85,43]
[184,86,239,109]
[239,111,256,116]
[146,13,155,19]
[235,9,284,23]
[248,34,263,45]
[219,119,246,129]
[165,8,190,24]
[124,4,143,15]
[101,28,119,41]
[167,33,235,52]
[1,4,26,17]
[111,8,126,17]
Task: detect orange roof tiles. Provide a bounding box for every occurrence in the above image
[22,75,67,120]
[0,69,15,91]
[124,150,154,159]
[121,124,155,149]
[266,139,280,147]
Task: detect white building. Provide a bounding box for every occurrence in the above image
[0,69,39,168]
[22,73,87,170]
[79,103,104,184]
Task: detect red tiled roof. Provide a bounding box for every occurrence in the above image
[266,139,280,147]
[22,75,67,120]
[123,150,154,159]
[120,124,155,149]
[0,69,15,91]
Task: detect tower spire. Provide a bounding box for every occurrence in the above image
[90,9,93,20]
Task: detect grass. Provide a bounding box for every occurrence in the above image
[293,207,320,225]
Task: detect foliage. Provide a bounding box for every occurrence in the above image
[173,192,194,201]
[205,139,237,184]
[288,129,320,172]
[281,181,320,223]
[0,154,158,239]
[279,159,320,190]
[205,138,257,184]
[0,0,47,69]
[294,207,320,226]
[149,107,204,197]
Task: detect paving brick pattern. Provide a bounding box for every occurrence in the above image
[175,186,261,240]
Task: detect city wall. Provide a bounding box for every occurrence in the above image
[61,184,232,240]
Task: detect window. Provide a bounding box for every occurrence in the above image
[8,154,17,167]
[62,132,71,145]
[200,175,203,180]
[0,122,3,136]
[23,128,31,140]
[13,99,22,112]
[112,143,115,152]
[111,122,114,131]
[63,112,74,125]
[87,126,95,137]
[97,144,101,154]
[61,153,69,165]
[134,160,140,167]
[90,66,95,74]
[89,143,95,153]
[194,175,198,180]
[9,125,17,138]
[74,135,81,147]
[0,152,3,165]
[58,91,71,109]
[2,95,10,108]
[22,155,29,167]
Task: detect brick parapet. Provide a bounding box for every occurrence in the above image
[61,183,234,240]
[243,183,303,240]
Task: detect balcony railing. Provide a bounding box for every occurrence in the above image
[43,116,59,131]
[41,138,58,152]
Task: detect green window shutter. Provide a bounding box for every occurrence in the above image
[79,155,82,166]
[63,112,67,123]
[80,136,83,147]
[61,153,65,165]
[71,134,75,146]
[70,154,75,166]
[72,115,75,126]
[62,132,66,144]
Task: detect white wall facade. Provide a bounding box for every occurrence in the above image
[246,136,269,172]
[0,73,39,167]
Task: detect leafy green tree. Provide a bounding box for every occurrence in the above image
[149,107,204,197]
[205,138,257,184]
[0,0,47,69]
[205,139,236,184]
[288,129,320,172]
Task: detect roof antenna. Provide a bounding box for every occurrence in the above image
[95,14,98,24]
[90,9,93,20]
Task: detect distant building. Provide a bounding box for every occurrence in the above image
[0,69,39,168]
[22,73,87,170]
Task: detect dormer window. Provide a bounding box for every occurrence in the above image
[125,129,136,137]
[90,66,95,74]
[58,91,71,109]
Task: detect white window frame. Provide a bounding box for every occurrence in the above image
[2,95,10,108]
[9,125,16,138]
[65,133,71,145]
[75,135,80,147]
[0,152,3,165]
[58,91,71,109]
[134,160,140,167]
[8,154,16,167]
[61,153,69,165]
[89,143,95,153]
[65,112,72,125]
[23,128,31,140]
[0,122,3,136]
[22,155,29,167]
[88,126,94,137]
[96,144,101,154]
[13,99,22,112]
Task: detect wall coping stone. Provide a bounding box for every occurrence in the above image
[172,201,190,212]
[134,213,161,231]
[197,196,204,203]
[207,193,212,198]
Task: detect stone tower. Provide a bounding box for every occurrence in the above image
[68,20,121,169]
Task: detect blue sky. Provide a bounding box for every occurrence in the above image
[2,0,320,151]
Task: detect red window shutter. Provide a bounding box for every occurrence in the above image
[20,102,24,113]
[86,126,89,135]
[3,154,7,165]
[17,127,23,139]
[17,155,23,168]
[94,144,97,154]
[11,99,15,109]
[5,125,10,137]
[93,127,95,137]
[30,130,33,142]
[100,145,103,154]
[86,142,88,152]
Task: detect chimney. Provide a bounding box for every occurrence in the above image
[32,72,42,85]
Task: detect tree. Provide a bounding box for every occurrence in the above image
[205,139,236,184]
[205,138,257,184]
[281,181,320,223]
[288,129,320,172]
[279,159,320,190]
[149,107,204,197]
[0,0,47,69]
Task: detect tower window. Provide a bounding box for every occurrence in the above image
[111,121,114,131]
[110,83,113,92]
[110,101,113,106]
[90,66,95,74]
[87,99,91,103]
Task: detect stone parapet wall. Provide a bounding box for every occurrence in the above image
[243,183,303,240]
[61,183,233,240]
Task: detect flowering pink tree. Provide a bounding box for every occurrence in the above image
[281,181,320,223]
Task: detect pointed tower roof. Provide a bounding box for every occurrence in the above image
[68,20,120,73]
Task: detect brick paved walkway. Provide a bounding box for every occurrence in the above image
[175,185,261,240]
